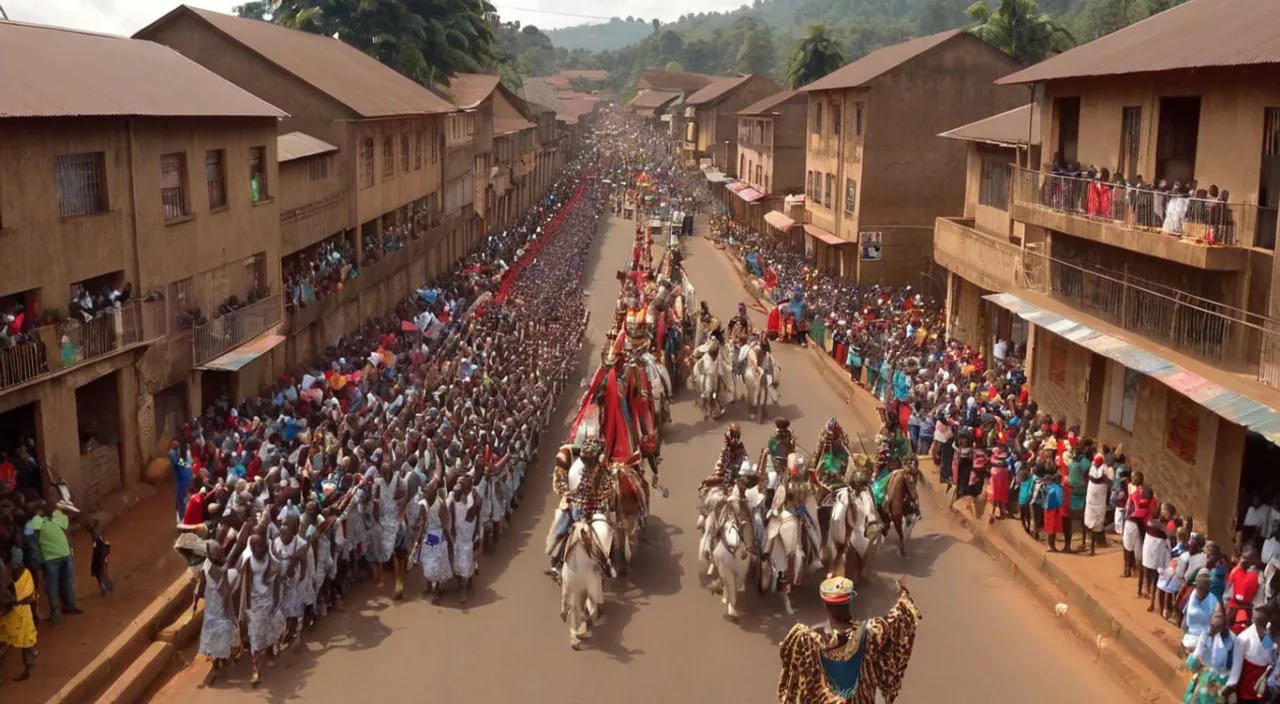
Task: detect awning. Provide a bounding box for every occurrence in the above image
[195,334,286,372]
[734,187,765,203]
[984,292,1280,443]
[764,210,795,232]
[803,223,849,247]
[725,181,748,193]
[703,170,727,183]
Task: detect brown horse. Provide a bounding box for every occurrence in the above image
[883,467,922,558]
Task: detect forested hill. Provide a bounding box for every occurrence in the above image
[545,17,655,52]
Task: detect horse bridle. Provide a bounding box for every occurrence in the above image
[845,485,883,539]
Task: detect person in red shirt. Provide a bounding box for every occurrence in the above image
[1225,543,1263,633]
[0,452,16,493]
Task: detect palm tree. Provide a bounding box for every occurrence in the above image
[785,25,846,89]
[965,0,1075,66]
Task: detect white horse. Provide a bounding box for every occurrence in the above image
[705,484,759,622]
[690,348,731,420]
[559,515,613,650]
[822,486,883,586]
[741,344,779,423]
[761,457,822,615]
[640,352,673,424]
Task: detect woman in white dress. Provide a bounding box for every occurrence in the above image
[1083,454,1113,556]
[449,473,483,604]
[240,533,284,687]
[272,519,308,650]
[371,463,403,589]
[413,478,454,600]
[193,541,240,685]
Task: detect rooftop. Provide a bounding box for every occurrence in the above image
[636,69,718,94]
[494,116,535,135]
[800,29,963,92]
[0,19,286,119]
[686,74,754,106]
[447,73,502,110]
[628,89,681,110]
[135,5,454,118]
[939,104,1040,147]
[736,89,805,116]
[1000,0,1280,85]
[278,131,339,162]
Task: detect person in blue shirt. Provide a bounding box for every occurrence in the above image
[1043,474,1066,553]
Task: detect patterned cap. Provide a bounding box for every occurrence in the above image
[820,577,855,605]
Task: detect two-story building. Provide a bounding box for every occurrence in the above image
[798,29,1022,283]
[682,74,781,173]
[0,20,285,507]
[733,89,808,238]
[448,75,542,234]
[937,0,1280,542]
[626,90,681,122]
[137,6,457,393]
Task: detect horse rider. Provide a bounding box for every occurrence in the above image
[697,301,722,346]
[699,424,749,495]
[777,576,923,704]
[726,302,754,380]
[761,417,795,508]
[814,418,853,495]
[546,437,616,578]
[766,453,824,575]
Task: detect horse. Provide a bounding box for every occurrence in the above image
[821,485,883,586]
[705,483,759,623]
[741,343,779,423]
[883,467,923,558]
[559,515,613,650]
[691,349,730,420]
[611,463,650,574]
[639,352,673,426]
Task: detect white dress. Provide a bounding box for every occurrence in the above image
[1142,526,1172,571]
[372,474,401,563]
[1083,464,1112,532]
[272,535,307,619]
[418,498,453,583]
[243,552,285,653]
[198,562,239,659]
[450,492,478,579]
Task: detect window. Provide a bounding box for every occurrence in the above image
[382,136,395,179]
[844,178,856,214]
[1118,106,1142,181]
[1107,361,1139,432]
[812,103,822,134]
[361,137,375,189]
[54,152,108,217]
[806,170,813,196]
[755,164,762,185]
[205,150,226,210]
[249,146,268,201]
[831,104,842,137]
[855,103,864,137]
[160,152,189,221]
[415,131,423,171]
[825,174,834,209]
[308,155,329,182]
[739,154,745,179]
[747,160,753,182]
[978,156,1010,210]
[401,133,410,173]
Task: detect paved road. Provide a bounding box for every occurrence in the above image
[150,214,1133,703]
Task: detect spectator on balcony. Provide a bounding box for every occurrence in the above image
[1164,182,1191,236]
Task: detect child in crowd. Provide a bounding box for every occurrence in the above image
[90,518,113,596]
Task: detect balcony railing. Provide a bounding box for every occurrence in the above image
[933,217,1021,292]
[0,299,167,392]
[1011,165,1258,247]
[192,294,283,367]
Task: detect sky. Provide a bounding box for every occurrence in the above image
[0,0,748,36]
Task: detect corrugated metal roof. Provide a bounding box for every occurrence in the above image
[737,89,804,116]
[521,79,575,123]
[448,73,501,110]
[686,75,753,106]
[800,29,963,92]
[939,104,1041,147]
[561,97,597,118]
[195,334,286,372]
[636,70,718,93]
[0,20,286,119]
[137,6,454,118]
[999,0,1280,85]
[764,210,796,231]
[627,90,681,109]
[278,131,338,162]
[984,292,1280,443]
[735,187,765,202]
[494,116,534,135]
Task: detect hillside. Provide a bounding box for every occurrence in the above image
[545,17,655,52]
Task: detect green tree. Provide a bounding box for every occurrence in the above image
[652,18,660,34]
[233,1,272,20]
[665,60,684,72]
[785,24,845,89]
[736,24,777,75]
[917,0,967,33]
[965,0,1075,66]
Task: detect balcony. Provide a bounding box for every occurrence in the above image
[933,217,1022,293]
[192,295,283,367]
[1010,166,1254,271]
[0,299,168,392]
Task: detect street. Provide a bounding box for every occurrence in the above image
[148,213,1134,703]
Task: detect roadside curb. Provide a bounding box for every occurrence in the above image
[713,243,1182,704]
[47,572,199,704]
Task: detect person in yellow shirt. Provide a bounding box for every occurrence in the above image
[0,553,38,682]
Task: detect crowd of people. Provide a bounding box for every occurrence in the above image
[0,140,609,687]
[284,236,358,310]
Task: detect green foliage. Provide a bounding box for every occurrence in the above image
[267,0,499,88]
[233,1,272,20]
[964,0,1074,66]
[785,24,844,88]
[545,18,652,52]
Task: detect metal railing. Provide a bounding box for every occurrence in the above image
[192,294,282,366]
[0,299,167,391]
[1011,165,1256,247]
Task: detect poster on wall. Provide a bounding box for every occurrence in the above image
[1165,393,1200,463]
[859,231,883,261]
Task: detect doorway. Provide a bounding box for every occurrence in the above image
[75,372,122,504]
[1156,96,1201,184]
[1054,97,1080,165]
[1255,108,1280,250]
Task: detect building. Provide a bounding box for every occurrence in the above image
[523,77,589,158]
[938,0,1280,541]
[0,20,285,507]
[797,29,1022,283]
[626,90,681,121]
[136,6,466,399]
[681,74,781,172]
[733,89,808,238]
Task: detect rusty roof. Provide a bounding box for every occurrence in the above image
[938,104,1040,147]
[636,70,718,93]
[999,0,1280,84]
[136,5,453,118]
[494,116,535,135]
[627,90,681,110]
[686,74,756,106]
[800,29,963,92]
[561,97,597,118]
[278,131,339,162]
[521,78,574,122]
[0,20,286,119]
[447,73,501,110]
[736,89,805,116]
